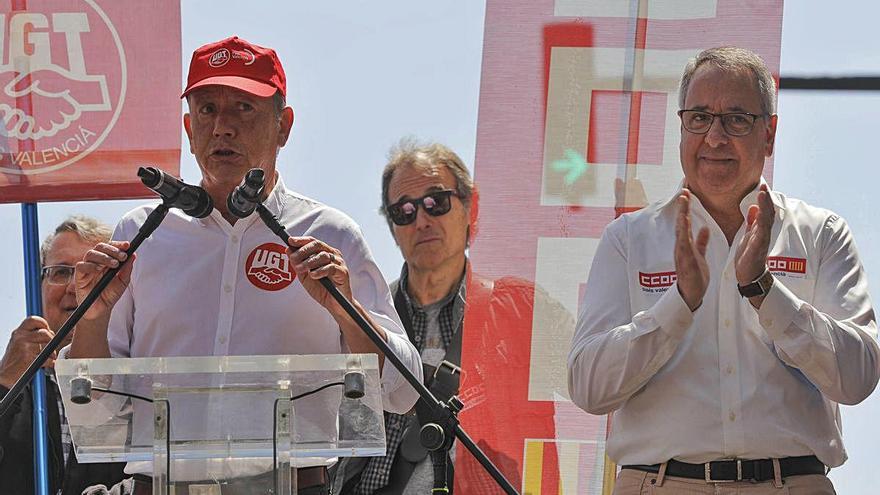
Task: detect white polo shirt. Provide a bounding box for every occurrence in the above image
[568,180,880,467]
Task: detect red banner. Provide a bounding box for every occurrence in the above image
[460,1,783,493]
[0,0,180,203]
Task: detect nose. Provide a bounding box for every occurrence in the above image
[704,117,729,147]
[212,109,237,138]
[65,273,77,296]
[414,207,434,230]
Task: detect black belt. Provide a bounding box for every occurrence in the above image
[132,465,328,495]
[623,455,825,483]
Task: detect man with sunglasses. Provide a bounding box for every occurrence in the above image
[569,47,879,494]
[0,216,126,495]
[336,140,537,494]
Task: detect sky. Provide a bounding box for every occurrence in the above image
[0,1,877,492]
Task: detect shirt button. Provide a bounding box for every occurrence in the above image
[763,318,774,328]
[724,319,731,328]
[729,411,736,422]
[219,336,227,344]
[224,285,232,293]
[231,235,239,243]
[726,365,734,374]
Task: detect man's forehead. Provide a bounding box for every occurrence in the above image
[684,65,762,109]
[390,163,455,197]
[187,85,265,102]
[45,232,91,262]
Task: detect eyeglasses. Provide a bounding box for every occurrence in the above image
[386,190,458,226]
[41,265,75,286]
[677,109,768,137]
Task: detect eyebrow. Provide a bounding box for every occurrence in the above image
[686,105,755,113]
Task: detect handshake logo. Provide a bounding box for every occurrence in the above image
[1,65,110,140]
[246,243,297,292]
[0,6,125,174]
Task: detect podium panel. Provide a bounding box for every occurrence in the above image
[55,353,385,486]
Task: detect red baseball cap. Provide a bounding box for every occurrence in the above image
[181,36,286,98]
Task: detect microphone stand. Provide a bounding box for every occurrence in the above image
[253,202,519,495]
[0,203,171,418]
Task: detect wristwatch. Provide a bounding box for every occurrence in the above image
[737,268,774,298]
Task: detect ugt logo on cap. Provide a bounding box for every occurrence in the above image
[209,48,230,67]
[245,243,296,291]
[0,1,126,175]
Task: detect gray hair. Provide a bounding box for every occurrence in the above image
[379,138,474,232]
[41,215,112,266]
[678,46,777,115]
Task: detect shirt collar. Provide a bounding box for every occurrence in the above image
[659,177,786,220]
[262,174,287,218]
[195,173,288,228]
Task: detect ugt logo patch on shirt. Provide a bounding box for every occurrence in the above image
[245,243,296,291]
[639,270,677,293]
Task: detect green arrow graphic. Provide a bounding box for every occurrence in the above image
[551,149,589,186]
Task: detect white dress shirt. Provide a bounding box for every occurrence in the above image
[105,177,421,476]
[568,180,880,467]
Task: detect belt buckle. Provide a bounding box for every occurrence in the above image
[433,360,462,381]
[704,459,742,483]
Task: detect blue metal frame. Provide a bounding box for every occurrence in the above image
[21,203,50,495]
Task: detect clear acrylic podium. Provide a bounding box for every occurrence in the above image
[55,354,386,495]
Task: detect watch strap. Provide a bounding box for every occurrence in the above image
[738,268,774,298]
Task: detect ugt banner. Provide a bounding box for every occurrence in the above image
[458,1,783,493]
[0,0,180,203]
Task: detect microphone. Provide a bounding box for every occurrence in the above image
[138,167,213,218]
[227,168,265,218]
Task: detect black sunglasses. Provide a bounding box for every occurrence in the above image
[386,190,458,226]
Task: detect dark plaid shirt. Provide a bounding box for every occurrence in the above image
[353,264,466,494]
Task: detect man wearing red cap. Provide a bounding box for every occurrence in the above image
[71,37,422,495]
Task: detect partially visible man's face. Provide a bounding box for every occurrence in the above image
[388,163,469,273]
[41,232,95,345]
[679,64,777,207]
[184,86,293,195]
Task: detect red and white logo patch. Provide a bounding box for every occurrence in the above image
[245,243,296,291]
[639,270,677,289]
[209,48,230,67]
[639,272,678,292]
[768,256,807,276]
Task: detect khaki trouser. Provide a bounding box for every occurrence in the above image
[613,467,836,495]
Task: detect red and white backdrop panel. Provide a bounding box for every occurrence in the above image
[0,0,180,203]
[459,1,783,493]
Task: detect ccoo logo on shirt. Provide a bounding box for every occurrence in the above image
[639,270,677,289]
[245,243,296,291]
